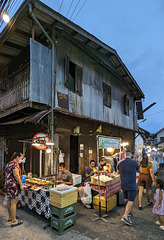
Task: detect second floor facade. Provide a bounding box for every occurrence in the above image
[0,0,144,131]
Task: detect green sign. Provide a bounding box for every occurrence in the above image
[98,136,121,149]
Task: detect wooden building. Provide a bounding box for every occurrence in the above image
[0,0,144,177]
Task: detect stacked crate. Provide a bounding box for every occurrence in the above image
[50,186,77,235]
[93,194,117,212]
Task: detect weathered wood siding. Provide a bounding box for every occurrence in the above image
[55,38,136,130]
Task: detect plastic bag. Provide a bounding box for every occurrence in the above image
[3,194,8,207]
[78,182,92,205]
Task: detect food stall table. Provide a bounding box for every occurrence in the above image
[18,188,51,219]
[91,181,121,213]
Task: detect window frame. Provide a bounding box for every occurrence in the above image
[65,56,83,96]
[103,82,111,108]
[124,94,130,116]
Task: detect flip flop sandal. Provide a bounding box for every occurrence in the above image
[8,215,20,222]
[11,220,23,227]
[147,202,153,206]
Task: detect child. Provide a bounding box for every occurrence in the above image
[152,179,164,230]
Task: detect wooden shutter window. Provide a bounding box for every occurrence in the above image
[65,55,69,88]
[75,64,83,95]
[124,94,129,116]
[103,83,111,108]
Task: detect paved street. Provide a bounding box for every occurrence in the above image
[0,184,164,240]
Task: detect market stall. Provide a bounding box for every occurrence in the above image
[18,187,51,219]
[18,174,81,219]
[92,135,121,222]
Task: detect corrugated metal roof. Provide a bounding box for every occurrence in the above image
[0,0,144,99]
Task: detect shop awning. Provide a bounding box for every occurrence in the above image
[0,110,48,125]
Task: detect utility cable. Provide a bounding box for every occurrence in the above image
[58,0,64,13]
[146,109,164,117]
[0,0,21,30]
[7,0,16,14]
[0,0,8,15]
[70,0,80,20]
[73,0,87,21]
[66,0,74,18]
[3,0,12,12]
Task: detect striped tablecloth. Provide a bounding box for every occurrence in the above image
[91,181,121,200]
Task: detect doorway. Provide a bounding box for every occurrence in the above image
[70,135,78,173]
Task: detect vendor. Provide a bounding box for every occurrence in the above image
[56,163,73,185]
[85,160,95,182]
[97,157,107,174]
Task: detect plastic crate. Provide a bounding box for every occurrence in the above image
[50,203,76,219]
[50,186,77,208]
[51,213,76,235]
[93,194,117,212]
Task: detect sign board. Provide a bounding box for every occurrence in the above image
[98,136,121,149]
[32,132,50,150]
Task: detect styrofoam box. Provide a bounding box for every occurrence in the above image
[50,185,77,194]
[72,174,82,186]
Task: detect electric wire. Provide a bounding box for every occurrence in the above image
[58,0,64,13]
[0,0,8,15]
[70,0,81,20]
[150,119,164,133]
[73,0,87,21]
[3,0,12,12]
[146,109,164,117]
[66,0,74,18]
[7,0,16,14]
[0,0,21,30]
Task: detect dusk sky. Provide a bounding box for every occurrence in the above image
[1,0,164,134]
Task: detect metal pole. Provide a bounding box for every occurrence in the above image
[40,150,42,177]
[96,136,101,217]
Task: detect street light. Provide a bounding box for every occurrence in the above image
[2,11,10,23]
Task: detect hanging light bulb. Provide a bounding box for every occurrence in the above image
[46,148,51,153]
[107,147,113,152]
[2,12,10,23]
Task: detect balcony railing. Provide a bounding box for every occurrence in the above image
[0,79,30,112]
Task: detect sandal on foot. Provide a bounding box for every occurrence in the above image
[154,221,160,225]
[159,225,164,231]
[8,215,20,222]
[11,220,23,227]
[147,202,153,206]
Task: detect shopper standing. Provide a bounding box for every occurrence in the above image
[138,153,155,209]
[152,179,164,231]
[117,151,141,226]
[5,152,24,227]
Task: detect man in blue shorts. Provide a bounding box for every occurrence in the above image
[117,151,141,226]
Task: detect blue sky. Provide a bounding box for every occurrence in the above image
[1,0,164,133]
[40,0,163,134]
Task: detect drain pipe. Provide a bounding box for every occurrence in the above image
[29,3,55,174]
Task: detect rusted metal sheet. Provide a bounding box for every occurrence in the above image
[30,39,52,106]
[57,92,69,110]
[55,39,136,131]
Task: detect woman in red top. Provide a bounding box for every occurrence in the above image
[5,152,24,227]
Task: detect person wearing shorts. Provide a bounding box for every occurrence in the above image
[138,153,155,210]
[5,152,24,227]
[117,151,141,226]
